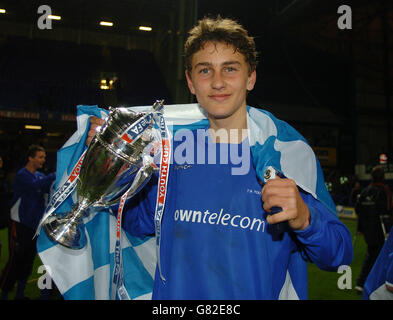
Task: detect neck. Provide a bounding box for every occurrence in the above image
[25,163,36,174]
[207,107,248,144]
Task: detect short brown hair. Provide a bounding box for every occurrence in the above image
[184,16,258,74]
[26,144,45,160]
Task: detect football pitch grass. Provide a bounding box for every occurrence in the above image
[0,218,366,300]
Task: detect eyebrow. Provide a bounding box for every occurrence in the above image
[194,60,242,69]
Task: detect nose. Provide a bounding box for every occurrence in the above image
[211,71,225,90]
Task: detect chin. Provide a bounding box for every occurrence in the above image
[207,107,238,120]
[210,112,232,120]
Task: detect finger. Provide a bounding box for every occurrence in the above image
[89,116,105,126]
[89,125,101,135]
[87,130,95,139]
[86,135,93,146]
[86,128,98,146]
[261,179,286,195]
[263,178,296,190]
[266,210,288,225]
[262,194,286,212]
[261,184,285,204]
[262,179,297,200]
[89,116,98,125]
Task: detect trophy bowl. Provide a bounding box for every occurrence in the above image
[43,102,162,249]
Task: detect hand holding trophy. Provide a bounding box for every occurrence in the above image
[40,100,165,249]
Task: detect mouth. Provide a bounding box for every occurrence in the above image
[209,94,231,102]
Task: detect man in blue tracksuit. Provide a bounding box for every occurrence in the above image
[88,16,353,299]
[0,145,55,300]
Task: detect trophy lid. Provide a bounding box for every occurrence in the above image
[106,107,142,136]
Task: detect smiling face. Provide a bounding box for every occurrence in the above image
[186,41,256,129]
[29,150,46,171]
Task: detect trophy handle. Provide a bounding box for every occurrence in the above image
[100,162,158,207]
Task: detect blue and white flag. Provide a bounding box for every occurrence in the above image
[37,103,336,300]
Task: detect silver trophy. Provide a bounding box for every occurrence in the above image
[42,101,163,249]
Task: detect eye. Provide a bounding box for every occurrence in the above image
[225,66,237,72]
[198,68,210,75]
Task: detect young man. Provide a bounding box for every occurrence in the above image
[0,145,55,300]
[355,165,392,293]
[88,16,353,299]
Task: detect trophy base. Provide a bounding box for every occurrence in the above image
[43,215,87,250]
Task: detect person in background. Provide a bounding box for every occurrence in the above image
[349,180,362,207]
[355,165,392,293]
[0,155,11,259]
[0,145,55,300]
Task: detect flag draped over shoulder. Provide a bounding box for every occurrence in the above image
[37,103,336,300]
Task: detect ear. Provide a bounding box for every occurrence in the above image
[246,70,256,91]
[185,70,196,95]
